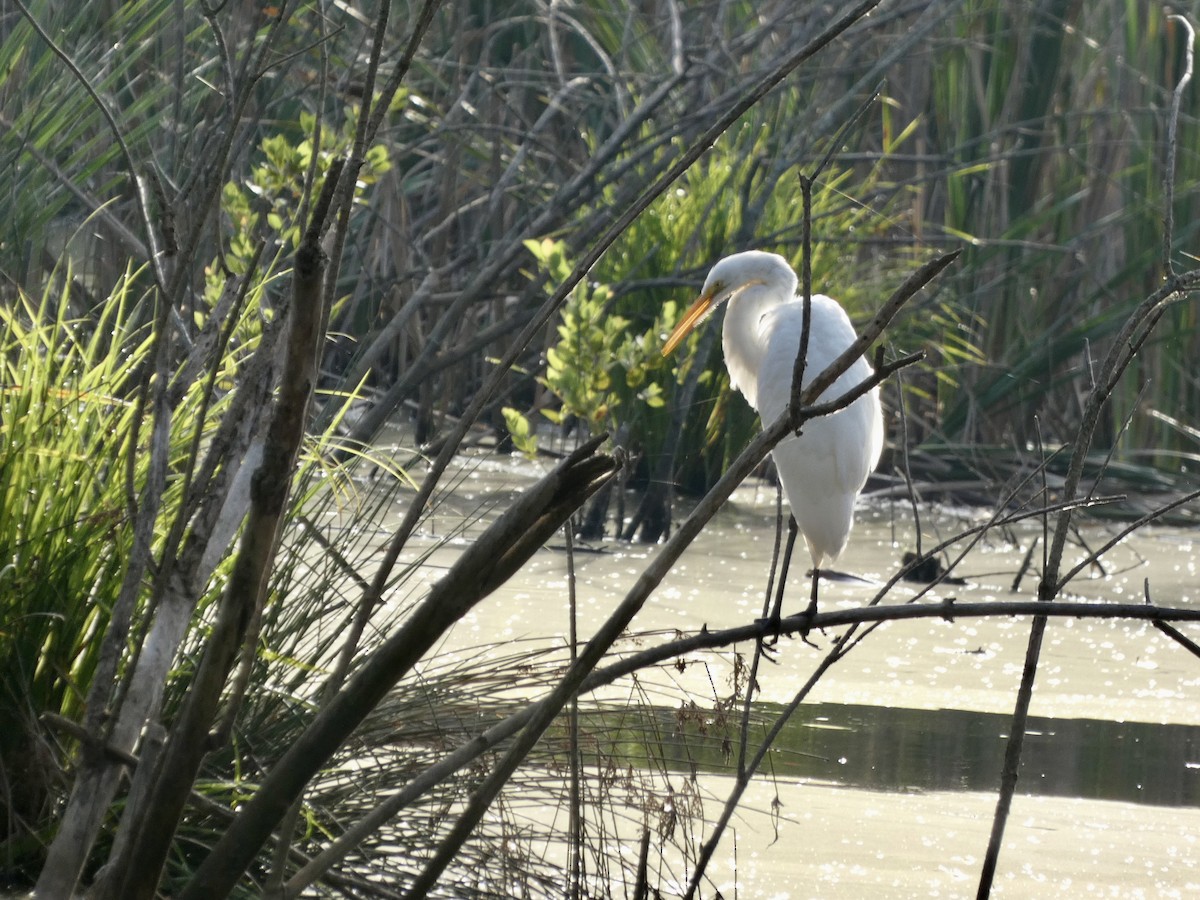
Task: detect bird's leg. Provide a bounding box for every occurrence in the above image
[761,516,799,649]
[794,567,822,648]
[805,565,820,619]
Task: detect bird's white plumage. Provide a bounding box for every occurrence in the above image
[689,250,883,567]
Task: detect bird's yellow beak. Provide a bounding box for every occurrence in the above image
[662,288,717,356]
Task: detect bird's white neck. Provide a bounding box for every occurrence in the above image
[722,282,788,411]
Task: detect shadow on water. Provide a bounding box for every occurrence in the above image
[573,701,1200,808]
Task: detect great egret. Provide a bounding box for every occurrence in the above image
[663,250,883,622]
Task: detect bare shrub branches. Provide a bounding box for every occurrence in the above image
[978,15,1200,895]
[8,2,1199,897]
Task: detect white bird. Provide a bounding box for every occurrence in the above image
[663,250,883,622]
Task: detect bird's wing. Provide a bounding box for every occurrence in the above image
[756,296,882,496]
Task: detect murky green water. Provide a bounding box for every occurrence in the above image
[395,450,1200,796]
[371,444,1200,895]
[570,700,1200,807]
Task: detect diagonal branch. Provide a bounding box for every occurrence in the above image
[283,585,1200,894]
[323,0,888,751]
[400,249,947,897]
[980,15,1200,894]
[175,436,620,899]
[96,164,337,900]
[11,0,166,292]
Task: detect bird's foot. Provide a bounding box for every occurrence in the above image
[755,611,788,659]
[792,600,822,649]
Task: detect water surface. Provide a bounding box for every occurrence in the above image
[372,447,1200,895]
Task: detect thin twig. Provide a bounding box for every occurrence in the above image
[788,84,883,429]
[179,437,620,899]
[10,0,166,292]
[792,173,814,428]
[685,632,851,899]
[1163,14,1195,277]
[895,367,924,558]
[565,519,583,898]
[329,0,888,746]
[1057,487,1200,590]
[739,489,786,779]
[402,259,936,896]
[980,18,1200,894]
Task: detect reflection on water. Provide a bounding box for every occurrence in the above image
[577,700,1200,808]
[356,446,1200,893]
[777,702,1200,807]
[395,449,1200,815]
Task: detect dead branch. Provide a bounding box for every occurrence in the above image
[175,435,620,899]
[96,165,335,900]
[980,15,1200,895]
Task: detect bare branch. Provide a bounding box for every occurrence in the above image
[176,436,620,899]
[1163,14,1195,277]
[285,589,1200,894]
[325,0,889,745]
[99,166,334,900]
[10,0,166,292]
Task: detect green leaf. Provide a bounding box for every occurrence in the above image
[501,407,538,459]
